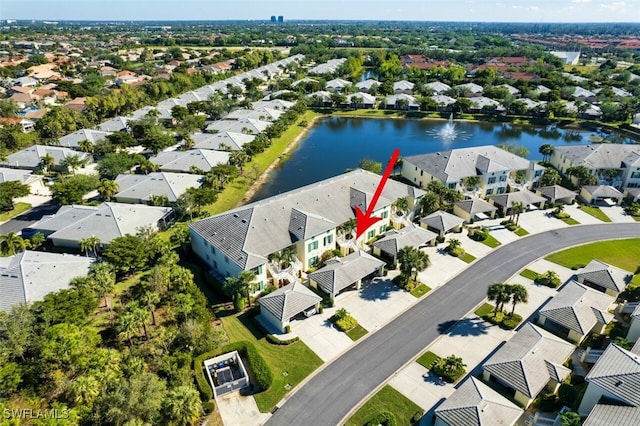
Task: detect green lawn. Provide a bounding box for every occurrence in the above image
[481,233,502,248]
[514,227,529,236]
[345,385,423,426]
[221,314,323,412]
[634,216,640,222]
[561,217,580,225]
[459,252,476,263]
[345,324,369,341]
[410,284,432,298]
[416,351,441,370]
[545,239,640,273]
[579,206,612,222]
[474,303,494,317]
[520,269,540,280]
[0,202,31,222]
[202,110,319,216]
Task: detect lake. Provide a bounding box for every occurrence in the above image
[252,117,632,201]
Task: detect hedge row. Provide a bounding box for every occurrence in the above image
[193,341,273,401]
[266,334,300,345]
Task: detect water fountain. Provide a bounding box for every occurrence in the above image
[428,113,467,142]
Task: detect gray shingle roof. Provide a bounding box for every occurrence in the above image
[576,260,630,293]
[435,377,523,426]
[586,344,640,406]
[489,190,546,209]
[0,167,42,185]
[58,129,112,149]
[191,131,255,151]
[98,116,133,132]
[583,402,640,426]
[0,251,94,312]
[536,185,577,201]
[258,282,322,321]
[425,81,451,94]
[2,145,91,169]
[454,198,497,215]
[539,281,614,335]
[393,80,415,91]
[372,225,438,258]
[114,172,204,203]
[482,322,575,399]
[308,250,384,296]
[288,208,336,242]
[420,210,463,233]
[384,93,419,107]
[189,169,424,271]
[582,185,624,199]
[554,144,640,170]
[404,146,533,183]
[205,118,271,134]
[31,202,173,246]
[150,149,230,173]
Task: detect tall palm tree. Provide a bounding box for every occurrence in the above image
[40,153,55,175]
[131,302,150,340]
[539,144,554,162]
[60,154,86,174]
[148,194,170,207]
[162,385,203,426]
[420,192,441,216]
[141,290,161,326]
[116,312,138,347]
[239,270,257,307]
[80,235,101,257]
[97,179,119,201]
[78,140,94,153]
[272,247,295,269]
[397,246,419,286]
[28,232,45,250]
[229,151,250,176]
[412,250,430,283]
[91,262,116,311]
[511,201,525,225]
[392,197,409,216]
[0,232,30,256]
[487,282,510,314]
[509,284,528,316]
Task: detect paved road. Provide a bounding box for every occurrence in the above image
[267,223,640,426]
[0,202,59,235]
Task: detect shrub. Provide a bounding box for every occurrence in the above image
[202,401,215,414]
[435,235,445,244]
[535,270,561,288]
[330,307,349,323]
[233,292,245,312]
[266,334,300,345]
[468,228,488,242]
[335,315,358,332]
[536,393,560,412]
[318,305,324,314]
[365,411,397,426]
[411,411,424,424]
[432,355,466,383]
[284,324,291,334]
[193,341,273,401]
[501,314,523,330]
[558,383,578,406]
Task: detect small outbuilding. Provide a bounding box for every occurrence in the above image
[420,210,464,237]
[536,185,577,205]
[575,259,631,298]
[203,351,249,398]
[257,281,322,333]
[372,225,437,263]
[488,190,546,215]
[453,198,497,223]
[580,185,624,206]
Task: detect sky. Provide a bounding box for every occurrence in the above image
[1,0,639,23]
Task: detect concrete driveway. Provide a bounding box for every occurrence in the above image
[287,307,353,362]
[216,392,269,426]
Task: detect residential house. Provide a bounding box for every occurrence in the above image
[226,107,284,122]
[583,401,640,426]
[257,281,322,333]
[114,172,204,204]
[0,117,35,132]
[551,144,640,189]
[191,131,255,151]
[13,76,39,87]
[625,187,640,203]
[626,304,640,342]
[578,344,640,415]
[325,78,351,93]
[346,93,376,109]
[0,251,95,312]
[594,86,633,99]
[372,225,437,263]
[537,281,614,343]
[150,149,230,174]
[550,51,581,65]
[57,129,112,150]
[534,85,552,95]
[393,80,415,95]
[453,198,497,223]
[291,77,319,90]
[429,95,457,112]
[402,146,543,196]
[205,118,271,135]
[420,210,464,237]
[571,87,597,103]
[455,83,484,97]
[98,116,134,132]
[307,91,333,107]
[188,170,424,290]
[0,167,46,194]
[308,58,346,75]
[575,259,630,298]
[481,322,575,407]
[488,190,546,215]
[28,202,173,249]
[64,97,87,113]
[424,81,452,95]
[355,79,379,94]
[383,94,419,111]
[308,250,385,301]
[535,185,577,204]
[1,145,92,171]
[468,97,506,114]
[580,185,624,205]
[434,377,523,426]
[497,84,521,97]
[562,72,589,84]
[565,101,602,120]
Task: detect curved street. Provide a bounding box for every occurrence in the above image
[266,223,640,426]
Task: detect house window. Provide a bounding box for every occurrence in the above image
[367,230,376,239]
[257,281,265,291]
[381,210,389,219]
[213,261,218,269]
[252,265,263,275]
[486,188,494,195]
[497,187,506,194]
[379,225,386,233]
[224,256,229,263]
[632,171,640,179]
[488,177,496,184]
[308,256,319,268]
[323,235,333,246]
[420,170,424,176]
[499,175,507,182]
[448,183,456,189]
[535,170,542,177]
[308,240,318,252]
[210,245,216,255]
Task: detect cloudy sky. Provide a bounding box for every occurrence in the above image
[1,0,638,22]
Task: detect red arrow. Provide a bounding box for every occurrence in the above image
[355,149,401,239]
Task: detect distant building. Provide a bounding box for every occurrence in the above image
[278,16,284,23]
[550,51,581,65]
[270,16,276,23]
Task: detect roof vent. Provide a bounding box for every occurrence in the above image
[615,380,624,387]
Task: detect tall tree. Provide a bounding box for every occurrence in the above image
[538,144,554,162]
[509,284,528,316]
[162,385,202,426]
[0,181,30,212]
[487,282,510,314]
[97,179,119,201]
[0,232,30,256]
[60,154,86,174]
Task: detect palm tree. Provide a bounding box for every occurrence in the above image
[412,250,430,283]
[446,239,461,254]
[0,232,30,256]
[69,375,100,405]
[392,197,409,216]
[511,201,525,225]
[509,284,528,316]
[239,270,257,307]
[462,176,480,191]
[487,282,510,314]
[272,247,295,269]
[91,262,116,311]
[148,194,170,207]
[116,312,138,346]
[39,153,55,175]
[539,144,554,162]
[337,219,356,240]
[229,151,250,176]
[141,290,161,326]
[217,142,232,152]
[131,303,150,340]
[97,179,119,202]
[162,385,203,426]
[80,235,101,257]
[78,140,94,153]
[420,192,441,216]
[60,154,86,174]
[29,232,45,250]
[397,246,419,286]
[439,355,466,377]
